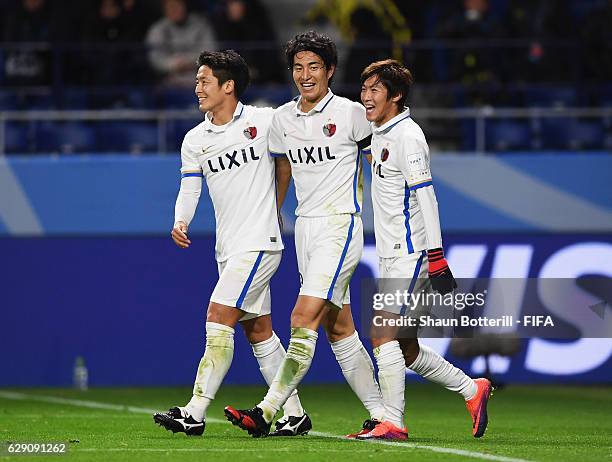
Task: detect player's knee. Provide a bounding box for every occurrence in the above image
[242,316,273,344]
[206,302,240,327]
[400,338,420,367]
[290,310,311,328]
[325,324,354,343]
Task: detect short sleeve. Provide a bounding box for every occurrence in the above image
[179,135,203,177]
[396,137,432,189]
[349,102,372,145]
[268,110,286,157]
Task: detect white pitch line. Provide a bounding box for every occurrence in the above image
[0,391,532,462]
[77,448,409,453]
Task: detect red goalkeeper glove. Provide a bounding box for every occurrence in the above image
[427,247,457,294]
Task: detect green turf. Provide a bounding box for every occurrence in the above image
[1,384,611,461]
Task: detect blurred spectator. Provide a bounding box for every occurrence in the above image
[212,0,283,83]
[120,0,159,42]
[506,0,574,82]
[581,0,612,82]
[82,0,155,85]
[436,0,507,85]
[393,1,433,82]
[2,0,61,85]
[304,0,409,91]
[146,0,217,86]
[344,7,392,89]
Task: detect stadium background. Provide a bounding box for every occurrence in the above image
[0,0,611,389]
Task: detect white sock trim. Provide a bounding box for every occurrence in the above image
[251,332,281,358]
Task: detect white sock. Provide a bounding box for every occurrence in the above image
[186,322,235,421]
[330,331,385,421]
[408,344,477,400]
[374,340,405,428]
[251,332,305,418]
[258,327,317,423]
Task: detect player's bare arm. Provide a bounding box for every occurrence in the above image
[274,156,292,208]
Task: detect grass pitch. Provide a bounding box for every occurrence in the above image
[1,384,611,462]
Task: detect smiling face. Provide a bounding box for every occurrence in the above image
[360,75,402,126]
[194,65,231,113]
[292,51,335,112]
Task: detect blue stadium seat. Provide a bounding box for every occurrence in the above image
[166,118,202,151]
[126,88,155,109]
[60,88,90,109]
[3,122,31,153]
[37,122,97,153]
[598,85,612,107]
[486,120,532,151]
[242,85,293,107]
[158,87,198,109]
[540,118,605,150]
[526,86,578,108]
[25,93,56,110]
[97,122,159,153]
[0,91,18,110]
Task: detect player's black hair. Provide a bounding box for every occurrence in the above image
[196,49,250,98]
[360,59,414,108]
[284,31,338,80]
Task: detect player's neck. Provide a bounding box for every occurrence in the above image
[210,99,239,126]
[376,107,402,127]
[299,89,329,113]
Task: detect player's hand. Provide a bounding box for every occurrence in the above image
[427,248,457,294]
[171,221,191,248]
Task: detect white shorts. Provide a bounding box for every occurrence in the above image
[295,214,363,309]
[210,250,282,321]
[378,250,430,315]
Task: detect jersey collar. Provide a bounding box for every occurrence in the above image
[203,101,245,133]
[293,89,334,116]
[373,107,410,134]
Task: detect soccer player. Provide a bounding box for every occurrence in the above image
[153,50,311,437]
[358,59,492,440]
[224,31,386,438]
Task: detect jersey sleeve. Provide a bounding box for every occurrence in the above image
[396,137,442,249]
[175,135,203,226]
[268,110,286,158]
[349,102,372,154]
[179,135,203,177]
[396,137,432,190]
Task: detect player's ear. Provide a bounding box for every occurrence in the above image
[326,64,335,81]
[223,79,235,95]
[391,92,403,105]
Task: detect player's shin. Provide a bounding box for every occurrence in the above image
[408,344,477,400]
[251,332,305,417]
[330,331,385,421]
[257,327,317,423]
[374,340,406,428]
[187,322,235,421]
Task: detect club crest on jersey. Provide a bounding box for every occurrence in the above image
[381,148,390,162]
[243,126,257,140]
[322,122,336,137]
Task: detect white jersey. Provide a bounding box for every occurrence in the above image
[177,102,283,262]
[268,90,371,217]
[369,108,443,258]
